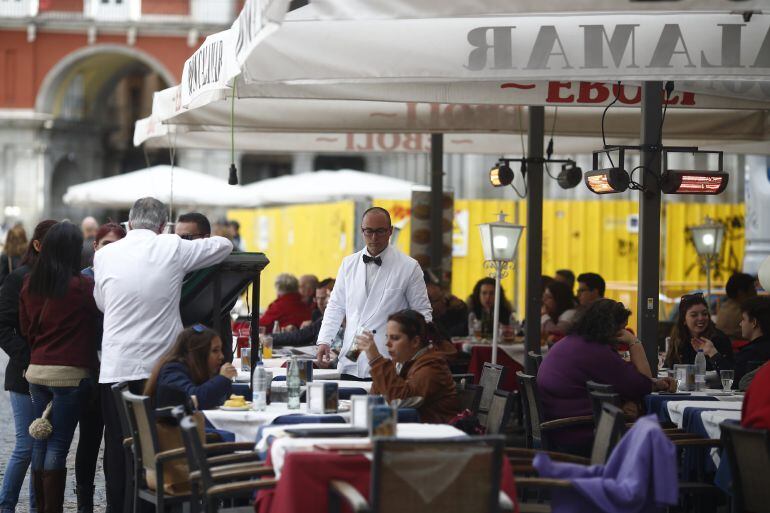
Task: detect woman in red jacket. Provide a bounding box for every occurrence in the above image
[19,222,99,513]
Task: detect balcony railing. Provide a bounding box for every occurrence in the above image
[2,0,237,22]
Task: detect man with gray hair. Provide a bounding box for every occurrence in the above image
[259,272,313,333]
[93,197,232,513]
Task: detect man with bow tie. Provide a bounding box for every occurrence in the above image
[316,207,432,379]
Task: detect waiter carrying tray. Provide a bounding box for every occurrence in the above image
[316,207,432,379]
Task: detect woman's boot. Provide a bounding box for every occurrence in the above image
[31,470,45,513]
[76,484,94,513]
[41,469,66,513]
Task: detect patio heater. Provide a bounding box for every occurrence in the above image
[690,217,725,309]
[478,212,524,364]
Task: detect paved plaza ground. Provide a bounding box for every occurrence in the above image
[0,352,107,513]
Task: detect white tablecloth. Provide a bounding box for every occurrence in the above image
[700,410,741,466]
[666,400,742,428]
[268,423,467,477]
[235,365,341,383]
[203,403,351,442]
[459,340,547,367]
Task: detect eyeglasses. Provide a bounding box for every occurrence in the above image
[191,323,207,333]
[361,227,389,237]
[180,233,206,241]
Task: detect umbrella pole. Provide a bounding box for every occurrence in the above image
[524,106,545,374]
[638,82,663,375]
[430,134,444,279]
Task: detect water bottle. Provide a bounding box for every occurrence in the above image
[287,356,301,410]
[510,310,521,336]
[694,349,707,391]
[252,362,268,411]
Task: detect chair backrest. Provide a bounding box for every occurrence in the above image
[179,415,215,490]
[527,351,543,374]
[515,371,546,449]
[479,363,505,412]
[121,390,160,476]
[590,403,626,465]
[485,390,513,435]
[370,437,504,513]
[457,384,483,415]
[588,390,621,426]
[720,423,770,513]
[111,382,132,442]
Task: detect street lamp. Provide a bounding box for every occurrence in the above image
[478,212,524,364]
[690,217,725,308]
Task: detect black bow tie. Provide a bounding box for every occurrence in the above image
[363,254,382,266]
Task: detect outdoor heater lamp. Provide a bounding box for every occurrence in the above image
[489,161,514,187]
[478,212,524,365]
[584,168,630,194]
[661,150,728,195]
[557,162,583,189]
[586,147,630,194]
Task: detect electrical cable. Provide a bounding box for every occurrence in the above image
[601,81,622,168]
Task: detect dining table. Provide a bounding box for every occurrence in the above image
[453,337,545,391]
[254,424,519,513]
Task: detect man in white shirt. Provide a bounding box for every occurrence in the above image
[316,207,432,379]
[94,197,232,512]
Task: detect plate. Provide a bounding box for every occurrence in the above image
[219,403,252,411]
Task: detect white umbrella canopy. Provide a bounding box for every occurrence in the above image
[235,170,420,207]
[62,165,244,209]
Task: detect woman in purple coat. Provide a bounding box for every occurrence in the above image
[537,299,676,456]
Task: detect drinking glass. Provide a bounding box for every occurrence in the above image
[261,335,273,359]
[720,369,734,392]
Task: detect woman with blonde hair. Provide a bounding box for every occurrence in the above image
[0,225,28,286]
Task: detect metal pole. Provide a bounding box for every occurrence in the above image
[706,257,712,311]
[638,82,663,375]
[430,133,444,277]
[525,106,545,374]
[492,263,502,365]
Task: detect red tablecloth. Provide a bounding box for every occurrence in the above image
[468,346,524,392]
[256,451,518,513]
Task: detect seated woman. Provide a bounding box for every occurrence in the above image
[357,310,459,423]
[541,280,577,343]
[537,299,675,456]
[664,293,733,372]
[466,277,512,339]
[144,325,237,410]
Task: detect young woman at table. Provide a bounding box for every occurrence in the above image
[664,293,733,372]
[541,280,578,344]
[537,299,676,456]
[467,277,512,339]
[144,325,237,410]
[356,309,459,423]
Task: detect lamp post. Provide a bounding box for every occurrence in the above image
[690,217,725,309]
[478,212,524,364]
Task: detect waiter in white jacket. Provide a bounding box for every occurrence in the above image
[316,207,432,379]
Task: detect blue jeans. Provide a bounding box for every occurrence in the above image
[29,379,91,471]
[0,392,36,513]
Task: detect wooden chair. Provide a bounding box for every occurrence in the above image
[457,384,483,415]
[585,381,614,394]
[484,390,514,435]
[121,391,258,513]
[587,390,622,427]
[328,437,513,513]
[720,423,770,513]
[515,371,593,450]
[527,352,543,375]
[479,362,506,414]
[179,415,276,513]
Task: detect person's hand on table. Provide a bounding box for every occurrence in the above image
[653,377,677,392]
[284,324,297,332]
[300,320,312,329]
[316,343,333,368]
[355,331,381,362]
[219,363,237,380]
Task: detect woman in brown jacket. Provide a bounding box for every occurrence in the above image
[358,309,459,423]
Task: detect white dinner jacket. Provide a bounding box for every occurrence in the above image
[317,245,432,378]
